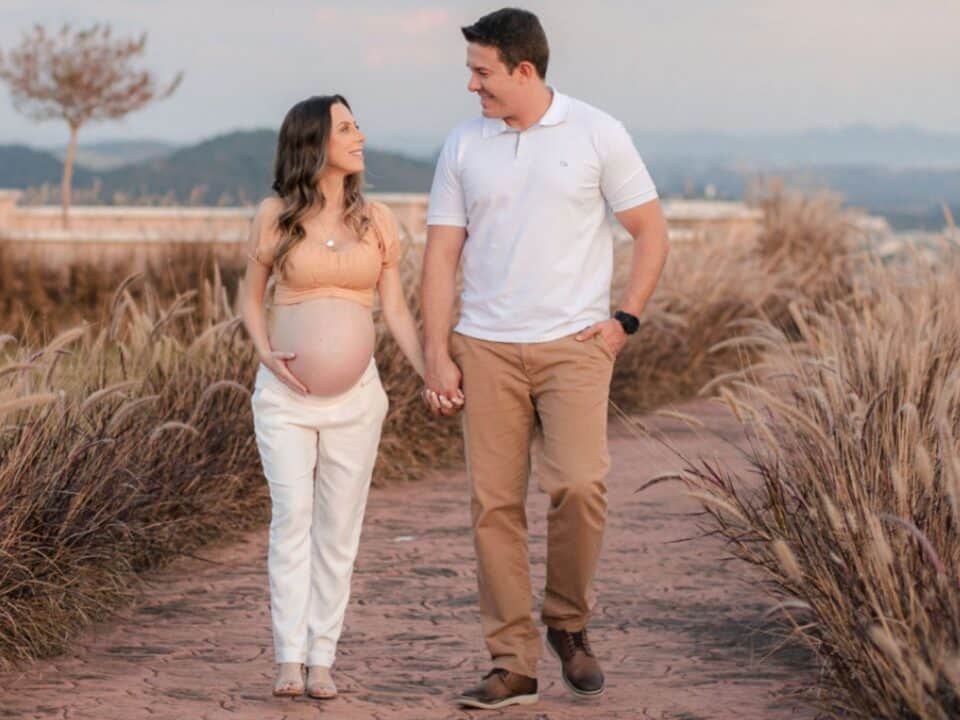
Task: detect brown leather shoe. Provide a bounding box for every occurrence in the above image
[455,668,539,709]
[546,627,605,697]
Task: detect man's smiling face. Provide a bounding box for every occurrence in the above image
[465,42,527,119]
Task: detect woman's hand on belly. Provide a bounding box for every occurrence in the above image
[270,298,377,397]
[261,350,309,395]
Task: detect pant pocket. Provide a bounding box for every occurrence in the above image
[594,333,616,362]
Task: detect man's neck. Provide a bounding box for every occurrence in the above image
[504,85,554,132]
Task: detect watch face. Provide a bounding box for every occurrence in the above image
[616,311,639,334]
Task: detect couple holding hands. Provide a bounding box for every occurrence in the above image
[240,8,669,710]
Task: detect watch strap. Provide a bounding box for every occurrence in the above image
[614,310,640,335]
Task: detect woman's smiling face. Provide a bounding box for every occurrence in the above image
[324,101,365,175]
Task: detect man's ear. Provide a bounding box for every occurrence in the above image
[514,60,539,83]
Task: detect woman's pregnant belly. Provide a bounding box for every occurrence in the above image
[268,297,375,397]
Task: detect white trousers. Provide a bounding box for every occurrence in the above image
[251,357,389,666]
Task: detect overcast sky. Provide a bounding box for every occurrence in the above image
[1,0,958,153]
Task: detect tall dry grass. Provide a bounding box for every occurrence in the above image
[0,269,263,666]
[0,187,860,667]
[0,250,459,666]
[676,245,960,718]
[610,184,858,411]
[0,242,245,344]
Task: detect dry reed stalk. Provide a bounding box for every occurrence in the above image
[683,245,960,718]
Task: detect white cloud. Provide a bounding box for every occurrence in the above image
[312,5,453,69]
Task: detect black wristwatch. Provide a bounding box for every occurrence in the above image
[614,310,640,335]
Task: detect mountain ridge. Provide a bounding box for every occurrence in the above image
[1,126,958,230]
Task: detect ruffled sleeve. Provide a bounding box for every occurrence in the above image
[370,201,403,269]
[246,197,284,269]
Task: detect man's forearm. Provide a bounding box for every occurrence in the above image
[616,228,669,317]
[421,243,460,359]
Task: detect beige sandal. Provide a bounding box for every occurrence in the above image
[272,662,305,697]
[306,665,338,699]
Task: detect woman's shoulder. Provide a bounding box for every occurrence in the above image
[366,199,401,241]
[364,200,403,268]
[246,196,285,267]
[255,196,284,222]
[365,199,396,224]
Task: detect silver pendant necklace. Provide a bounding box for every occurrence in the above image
[317,214,341,248]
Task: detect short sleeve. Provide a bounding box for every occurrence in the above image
[426,131,467,227]
[246,197,284,268]
[598,120,658,213]
[371,201,402,269]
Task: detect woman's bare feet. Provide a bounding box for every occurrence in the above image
[272,662,305,697]
[306,665,338,699]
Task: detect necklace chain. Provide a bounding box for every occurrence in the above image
[316,218,340,248]
[311,213,349,249]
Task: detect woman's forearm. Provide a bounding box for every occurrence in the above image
[239,290,273,361]
[383,303,425,379]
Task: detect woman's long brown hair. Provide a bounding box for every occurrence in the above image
[270,95,370,271]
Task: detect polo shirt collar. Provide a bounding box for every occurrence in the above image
[538,88,570,126]
[481,87,570,138]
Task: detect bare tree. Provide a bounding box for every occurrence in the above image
[0,24,183,226]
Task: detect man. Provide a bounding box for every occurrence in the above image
[421,7,669,710]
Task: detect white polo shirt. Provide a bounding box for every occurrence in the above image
[427,89,658,343]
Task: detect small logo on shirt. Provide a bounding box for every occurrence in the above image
[559,160,569,167]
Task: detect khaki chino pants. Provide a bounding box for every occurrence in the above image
[449,330,616,678]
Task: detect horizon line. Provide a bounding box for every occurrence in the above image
[4,120,960,151]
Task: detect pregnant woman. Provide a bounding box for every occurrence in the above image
[239,95,441,699]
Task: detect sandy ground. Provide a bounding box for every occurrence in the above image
[0,399,820,720]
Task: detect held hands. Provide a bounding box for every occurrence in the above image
[422,353,465,417]
[261,350,309,395]
[418,320,625,417]
[575,318,627,357]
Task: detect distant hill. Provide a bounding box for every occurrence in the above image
[635,125,960,169]
[84,129,436,203]
[51,139,179,171]
[0,130,435,205]
[92,130,280,204]
[643,159,960,230]
[0,144,95,188]
[2,125,959,229]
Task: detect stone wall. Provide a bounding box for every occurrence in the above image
[0,189,762,269]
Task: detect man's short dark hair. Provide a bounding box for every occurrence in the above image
[461,8,549,79]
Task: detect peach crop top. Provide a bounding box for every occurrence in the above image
[246,198,402,308]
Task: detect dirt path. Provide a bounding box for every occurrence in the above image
[0,400,818,720]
